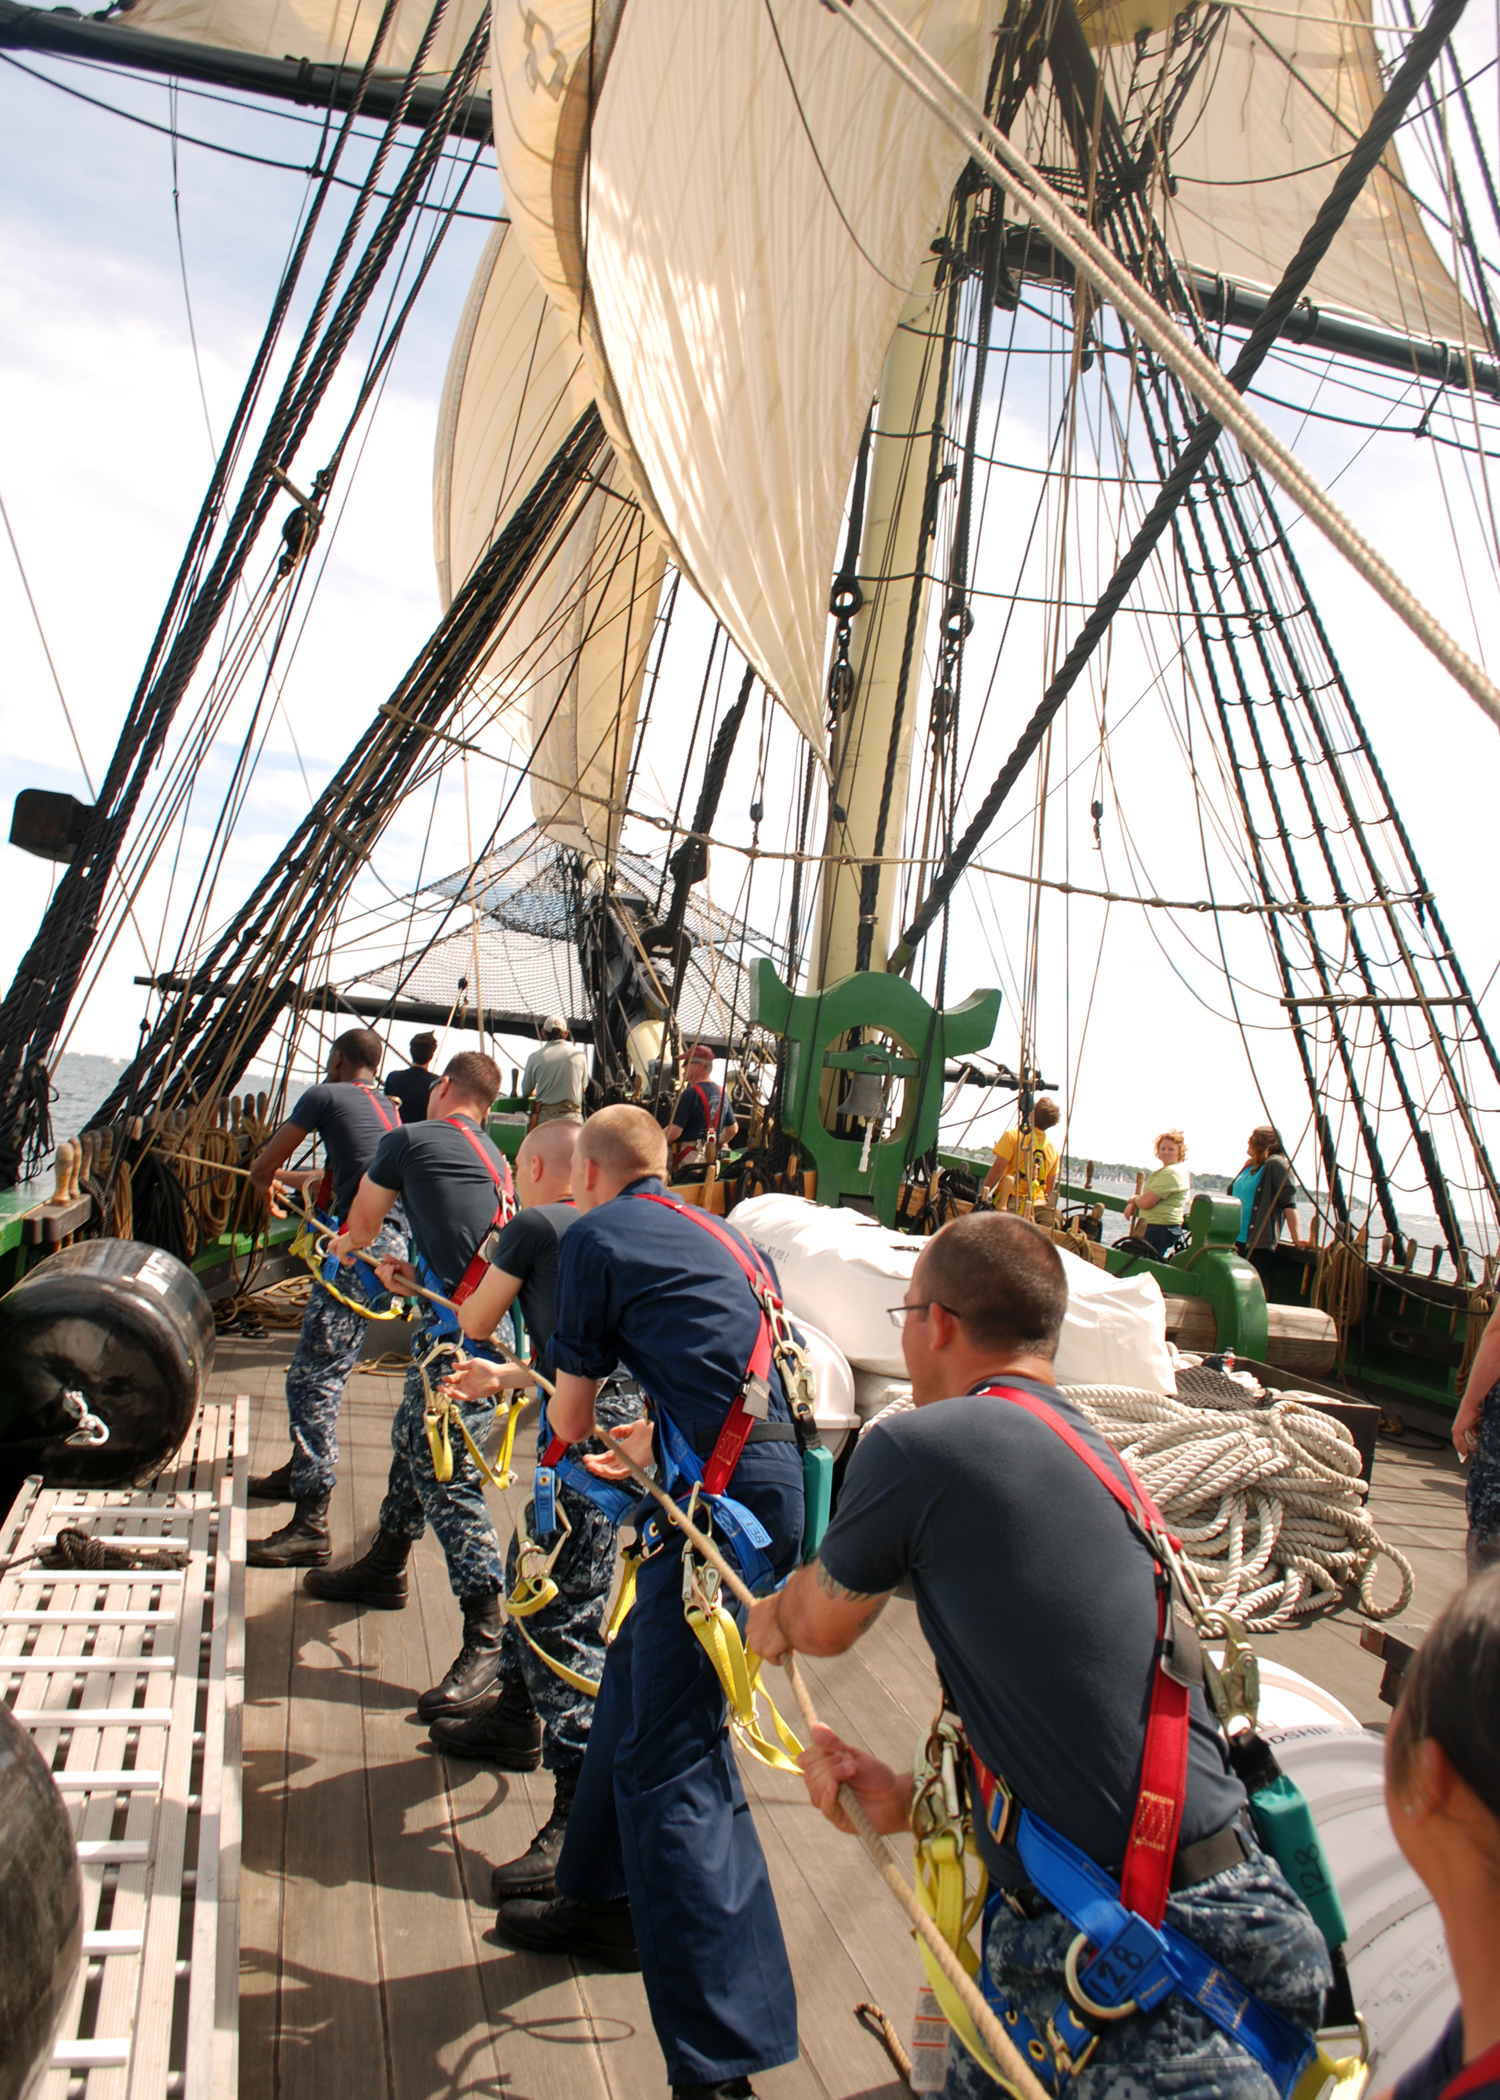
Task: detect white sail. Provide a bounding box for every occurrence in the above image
[492,0,1002,756]
[113,0,487,70]
[433,221,591,604]
[1139,0,1478,344]
[434,222,665,860]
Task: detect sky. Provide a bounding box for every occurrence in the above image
[2,22,1499,1224]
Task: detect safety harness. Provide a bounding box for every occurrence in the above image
[295,1084,407,1320]
[915,1383,1361,2100]
[414,1116,516,1335]
[526,1189,818,1763]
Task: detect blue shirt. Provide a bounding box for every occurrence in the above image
[672,1079,733,1145]
[551,1176,794,1449]
[1230,1164,1264,1242]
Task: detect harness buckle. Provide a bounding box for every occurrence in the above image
[1044,2009,1100,2079]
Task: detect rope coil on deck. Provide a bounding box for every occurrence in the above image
[1061,1385,1415,1630]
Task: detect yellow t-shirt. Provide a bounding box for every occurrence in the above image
[992,1126,1059,1204]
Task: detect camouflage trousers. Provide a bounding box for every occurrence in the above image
[1466,1376,1500,1575]
[285,1213,409,1499]
[376,1308,513,1602]
[498,1375,645,1772]
[941,1843,1330,2100]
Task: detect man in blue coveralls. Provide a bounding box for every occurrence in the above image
[245,1027,406,1569]
[495,1104,803,2100]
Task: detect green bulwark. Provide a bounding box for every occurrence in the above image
[750,962,1002,1226]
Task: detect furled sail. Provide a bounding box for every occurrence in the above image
[1138,0,1479,345]
[434,222,666,860]
[492,0,1005,756]
[109,0,487,71]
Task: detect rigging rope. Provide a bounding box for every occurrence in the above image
[1062,1381,1415,1631]
[870,0,1484,967]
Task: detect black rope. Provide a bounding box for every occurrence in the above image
[892,0,1473,966]
[0,0,489,1185]
[86,406,608,1128]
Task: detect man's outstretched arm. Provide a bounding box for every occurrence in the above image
[745,1558,892,1662]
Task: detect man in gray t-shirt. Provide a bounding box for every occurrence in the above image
[245,1028,405,1569]
[747,1214,1330,2100]
[520,1016,588,1124]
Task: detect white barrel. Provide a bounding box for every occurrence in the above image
[1262,1723,1455,2083]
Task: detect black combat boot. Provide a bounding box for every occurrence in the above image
[486,1762,579,1901]
[671,2082,757,2099]
[247,1494,331,1568]
[247,1456,295,1503]
[493,1895,640,1971]
[417,1593,505,1721]
[302,1528,411,1608]
[428,1675,542,1770]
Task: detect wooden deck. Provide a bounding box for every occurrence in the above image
[221,1333,1470,2100]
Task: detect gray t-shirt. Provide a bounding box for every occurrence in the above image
[287,1081,400,1217]
[367,1116,510,1294]
[521,1039,587,1106]
[488,1200,578,1373]
[820,1380,1245,1883]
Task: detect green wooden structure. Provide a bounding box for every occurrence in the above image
[750,961,1002,1226]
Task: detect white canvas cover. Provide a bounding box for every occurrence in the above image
[728,1195,1177,1394]
[433,224,665,860]
[115,0,488,70]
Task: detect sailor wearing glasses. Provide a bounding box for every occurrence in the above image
[747,1213,1332,2100]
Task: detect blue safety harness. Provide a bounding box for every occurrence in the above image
[972,1807,1316,2093]
[534,1189,782,1590]
[963,1384,1318,2094]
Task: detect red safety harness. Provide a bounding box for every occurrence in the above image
[315,1082,399,1216]
[541,1193,779,1490]
[445,1115,516,1306]
[967,1384,1190,1929]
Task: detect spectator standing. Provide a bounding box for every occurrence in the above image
[385,1032,440,1124]
[1242,1125,1303,1257]
[521,1017,588,1126]
[982,1095,1061,1213]
[1124,1128,1191,1260]
[1372,1569,1500,2100]
[1451,1296,1500,1574]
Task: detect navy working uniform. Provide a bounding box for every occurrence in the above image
[281,1080,406,1499]
[820,1382,1331,2100]
[485,1200,644,1769]
[365,1114,515,1600]
[548,1176,804,2088]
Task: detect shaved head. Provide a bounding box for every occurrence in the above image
[517,1118,580,1183]
[578,1104,668,1184]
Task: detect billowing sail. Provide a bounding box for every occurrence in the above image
[1137,0,1478,345]
[112,0,487,70]
[493,0,1003,756]
[434,223,666,860]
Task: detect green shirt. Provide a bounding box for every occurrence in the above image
[1141,1161,1189,1224]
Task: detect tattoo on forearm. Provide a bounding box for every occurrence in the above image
[814,1559,884,1604]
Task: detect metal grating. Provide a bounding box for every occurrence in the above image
[0,1397,247,2100]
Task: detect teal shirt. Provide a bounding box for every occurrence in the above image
[1229,1164,1264,1241]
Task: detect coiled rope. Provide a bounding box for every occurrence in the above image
[1061,1384,1414,1630]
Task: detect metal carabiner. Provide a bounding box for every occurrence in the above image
[60,1388,110,1449]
